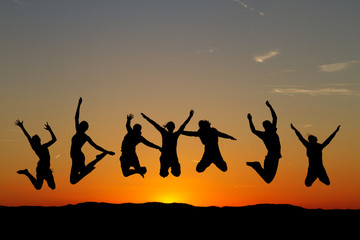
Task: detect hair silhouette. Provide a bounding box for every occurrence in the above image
[15,120,57,190]
[246,101,282,184]
[291,124,340,187]
[141,110,194,177]
[182,120,236,173]
[120,114,161,178]
[70,97,115,184]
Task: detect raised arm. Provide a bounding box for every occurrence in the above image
[177,109,194,133]
[266,100,277,126]
[322,125,341,148]
[75,97,82,131]
[290,123,308,147]
[43,122,57,148]
[15,120,32,145]
[182,131,199,137]
[141,113,164,133]
[247,114,260,135]
[218,131,237,140]
[87,136,115,155]
[126,114,133,132]
[140,136,161,151]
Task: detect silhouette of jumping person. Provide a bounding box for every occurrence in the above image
[15,120,57,190]
[120,114,161,178]
[141,110,194,178]
[70,97,115,184]
[246,101,281,183]
[291,124,340,187]
[182,120,236,173]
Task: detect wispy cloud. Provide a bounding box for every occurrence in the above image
[232,0,265,16]
[12,0,29,6]
[254,50,279,63]
[273,88,360,96]
[195,47,217,55]
[319,60,359,72]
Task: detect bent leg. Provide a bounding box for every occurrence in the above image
[171,161,181,177]
[17,169,44,190]
[318,167,330,186]
[213,153,227,172]
[247,156,278,184]
[70,153,107,184]
[262,156,279,183]
[196,155,212,173]
[305,168,318,187]
[45,170,56,190]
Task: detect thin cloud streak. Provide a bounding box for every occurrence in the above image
[319,60,359,72]
[254,50,279,63]
[232,0,265,16]
[273,88,360,97]
[196,47,217,55]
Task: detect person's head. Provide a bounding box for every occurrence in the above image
[31,135,41,146]
[262,120,273,131]
[164,121,175,133]
[78,121,89,133]
[198,120,211,130]
[133,124,142,135]
[308,134,318,143]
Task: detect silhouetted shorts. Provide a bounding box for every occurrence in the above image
[120,151,141,169]
[36,163,54,182]
[159,154,180,177]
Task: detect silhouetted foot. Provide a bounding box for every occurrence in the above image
[246,161,261,168]
[17,169,29,175]
[96,152,107,160]
[139,167,147,178]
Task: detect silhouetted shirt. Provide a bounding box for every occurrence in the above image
[256,129,281,158]
[305,143,324,167]
[121,133,144,153]
[198,128,220,152]
[33,145,51,168]
[160,131,180,159]
[71,133,87,157]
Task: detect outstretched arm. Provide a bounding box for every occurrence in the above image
[291,123,308,147]
[322,125,341,148]
[247,114,259,135]
[43,122,57,148]
[141,113,164,133]
[75,97,82,131]
[15,120,32,145]
[182,131,199,137]
[266,100,277,127]
[218,131,237,140]
[87,136,115,155]
[140,137,161,151]
[126,114,133,132]
[177,109,194,133]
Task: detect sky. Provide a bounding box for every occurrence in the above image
[1,0,360,209]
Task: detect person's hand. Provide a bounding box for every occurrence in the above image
[247,113,252,120]
[189,109,194,117]
[265,100,271,108]
[78,97,82,105]
[230,136,237,141]
[44,122,52,131]
[107,151,115,155]
[336,125,341,132]
[15,119,23,127]
[290,123,295,130]
[127,114,134,120]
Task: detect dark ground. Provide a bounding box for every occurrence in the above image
[1,202,359,237]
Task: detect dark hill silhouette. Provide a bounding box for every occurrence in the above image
[1,202,358,236]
